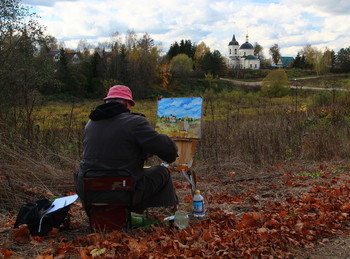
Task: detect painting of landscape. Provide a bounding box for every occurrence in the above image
[155,97,203,139]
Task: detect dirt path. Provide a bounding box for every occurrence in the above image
[220,77,349,91]
[220,77,262,86]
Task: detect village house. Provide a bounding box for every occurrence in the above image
[275,56,294,68]
[45,50,81,64]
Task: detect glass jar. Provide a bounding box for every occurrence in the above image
[174,210,189,230]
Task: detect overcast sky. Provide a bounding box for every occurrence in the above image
[22,0,350,58]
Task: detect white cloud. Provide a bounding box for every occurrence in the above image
[22,0,350,58]
[22,0,79,7]
[287,0,350,15]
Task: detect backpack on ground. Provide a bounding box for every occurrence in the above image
[14,198,71,236]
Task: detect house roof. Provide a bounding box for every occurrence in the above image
[44,50,80,62]
[45,50,60,58]
[96,51,113,59]
[280,57,294,67]
[246,55,258,60]
[66,52,79,60]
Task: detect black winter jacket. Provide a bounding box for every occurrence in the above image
[80,102,178,177]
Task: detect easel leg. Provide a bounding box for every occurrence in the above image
[181,169,197,196]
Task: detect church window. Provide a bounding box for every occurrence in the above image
[235,49,237,55]
[230,49,231,55]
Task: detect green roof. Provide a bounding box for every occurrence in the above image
[246,55,258,60]
[280,57,294,67]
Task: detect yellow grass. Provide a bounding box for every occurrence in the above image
[34,100,158,129]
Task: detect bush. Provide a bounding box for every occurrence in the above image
[170,54,193,78]
[227,68,269,80]
[312,92,333,107]
[260,69,290,98]
[242,69,269,80]
[286,69,316,78]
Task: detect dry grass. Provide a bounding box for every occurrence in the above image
[198,94,350,168]
[0,133,78,211]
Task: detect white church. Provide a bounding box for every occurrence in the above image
[226,34,260,69]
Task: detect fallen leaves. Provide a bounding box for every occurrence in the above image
[3,165,350,258]
[238,212,264,228]
[11,224,30,244]
[1,249,13,259]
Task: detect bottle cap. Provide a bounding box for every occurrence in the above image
[195,190,200,194]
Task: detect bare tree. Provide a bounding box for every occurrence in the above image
[0,0,49,138]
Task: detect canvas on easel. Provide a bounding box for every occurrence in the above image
[155,97,203,166]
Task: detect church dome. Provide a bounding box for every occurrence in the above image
[240,42,254,50]
[239,34,254,49]
[228,34,239,46]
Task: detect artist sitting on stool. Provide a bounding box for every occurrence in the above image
[74,85,179,215]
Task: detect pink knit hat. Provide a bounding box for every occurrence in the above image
[103,85,135,106]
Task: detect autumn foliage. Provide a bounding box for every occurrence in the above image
[2,164,350,258]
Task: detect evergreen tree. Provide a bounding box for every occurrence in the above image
[167,40,196,60]
[336,47,350,73]
[200,50,226,77]
[293,52,310,69]
[167,41,180,60]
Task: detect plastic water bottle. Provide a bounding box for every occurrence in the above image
[193,190,205,217]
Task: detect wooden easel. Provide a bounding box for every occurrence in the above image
[172,139,198,196]
[173,139,196,165]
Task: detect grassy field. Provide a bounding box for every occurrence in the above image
[31,84,350,162]
[34,99,157,129]
[291,74,350,89]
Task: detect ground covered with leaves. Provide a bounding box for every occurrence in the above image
[2,162,350,258]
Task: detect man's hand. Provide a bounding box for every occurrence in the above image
[161,163,175,173]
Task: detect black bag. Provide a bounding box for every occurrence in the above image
[14,198,70,236]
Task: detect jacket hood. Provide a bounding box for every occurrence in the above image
[89,102,129,121]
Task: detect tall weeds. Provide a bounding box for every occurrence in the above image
[0,100,82,211]
[0,132,78,211]
[197,91,350,170]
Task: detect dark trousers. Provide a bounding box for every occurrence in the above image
[132,165,179,211]
[74,165,178,213]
